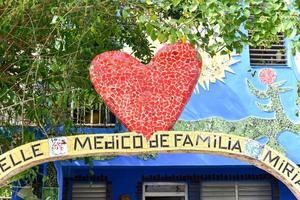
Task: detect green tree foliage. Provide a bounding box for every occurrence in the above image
[0,0,300,149]
[128,0,300,54]
[0,0,152,147]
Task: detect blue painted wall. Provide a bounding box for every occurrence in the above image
[55,40,300,199]
[279,182,297,200]
[179,39,300,164]
[61,164,297,200]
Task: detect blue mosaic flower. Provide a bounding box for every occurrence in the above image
[244,140,265,159]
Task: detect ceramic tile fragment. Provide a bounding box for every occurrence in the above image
[90,43,202,139]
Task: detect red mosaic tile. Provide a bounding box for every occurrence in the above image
[259,68,277,85]
[90,43,202,139]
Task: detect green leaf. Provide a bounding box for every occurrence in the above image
[244,9,250,18]
[150,30,157,41]
[146,0,152,5]
[146,23,153,35]
[172,0,181,6]
[274,3,282,10]
[150,12,157,21]
[139,15,147,23]
[157,32,168,43]
[253,34,260,42]
[169,31,177,43]
[289,28,297,39]
[189,3,198,12]
[122,10,129,18]
[253,9,262,15]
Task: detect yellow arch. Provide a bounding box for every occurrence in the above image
[0,131,299,198]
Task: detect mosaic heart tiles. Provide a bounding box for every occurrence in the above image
[90,43,202,139]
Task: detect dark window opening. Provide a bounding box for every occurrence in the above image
[71,102,116,127]
[146,197,184,200]
[249,33,287,66]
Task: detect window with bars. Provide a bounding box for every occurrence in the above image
[200,181,273,200]
[72,182,107,200]
[0,102,117,127]
[71,102,116,127]
[249,33,287,66]
[143,182,188,200]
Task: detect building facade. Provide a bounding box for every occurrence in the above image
[10,36,300,200]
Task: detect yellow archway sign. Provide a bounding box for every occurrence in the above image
[0,131,299,198]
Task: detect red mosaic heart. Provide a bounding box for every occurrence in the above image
[90,43,202,139]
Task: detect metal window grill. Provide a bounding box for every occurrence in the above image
[249,33,287,66]
[0,102,116,127]
[200,181,272,200]
[72,183,107,200]
[71,101,116,127]
[143,182,188,200]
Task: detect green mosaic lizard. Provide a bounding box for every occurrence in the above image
[173,80,300,152]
